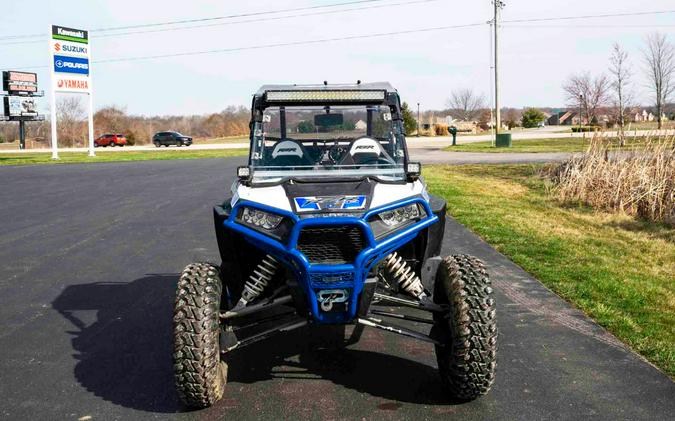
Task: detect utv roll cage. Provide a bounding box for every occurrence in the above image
[247,82,411,166]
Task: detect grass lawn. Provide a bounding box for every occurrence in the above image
[0,149,248,166]
[445,136,653,153]
[192,136,249,145]
[425,164,675,377]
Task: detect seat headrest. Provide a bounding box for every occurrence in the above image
[271,140,304,159]
[348,137,381,157]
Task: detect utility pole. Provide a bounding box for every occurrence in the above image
[416,102,420,137]
[493,1,505,135]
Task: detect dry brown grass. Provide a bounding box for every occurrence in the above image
[549,134,675,225]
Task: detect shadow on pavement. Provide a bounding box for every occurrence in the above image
[225,325,452,405]
[52,275,452,414]
[52,275,182,413]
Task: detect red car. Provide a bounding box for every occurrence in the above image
[94,133,127,147]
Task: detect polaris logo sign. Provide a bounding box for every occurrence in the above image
[53,55,89,75]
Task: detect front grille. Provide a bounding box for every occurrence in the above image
[297,225,365,264]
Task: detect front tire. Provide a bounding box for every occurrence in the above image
[433,255,497,401]
[173,262,227,408]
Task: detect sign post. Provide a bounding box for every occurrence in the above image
[49,25,94,159]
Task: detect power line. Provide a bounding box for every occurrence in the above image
[0,0,439,47]
[503,24,675,29]
[502,9,675,24]
[3,9,674,69]
[0,0,393,41]
[5,22,487,70]
[2,6,672,46]
[93,0,439,39]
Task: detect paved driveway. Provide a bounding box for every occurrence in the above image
[0,158,672,420]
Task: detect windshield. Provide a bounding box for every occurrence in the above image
[250,105,406,183]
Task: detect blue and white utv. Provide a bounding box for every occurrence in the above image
[172,82,497,408]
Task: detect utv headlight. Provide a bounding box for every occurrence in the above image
[240,207,283,230]
[378,203,425,227]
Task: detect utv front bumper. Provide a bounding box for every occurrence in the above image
[221,196,439,323]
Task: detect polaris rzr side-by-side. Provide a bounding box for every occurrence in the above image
[172,82,497,408]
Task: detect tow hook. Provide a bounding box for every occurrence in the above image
[317,289,348,312]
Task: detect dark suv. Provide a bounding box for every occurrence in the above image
[152,131,193,147]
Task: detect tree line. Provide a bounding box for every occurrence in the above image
[0,101,249,146]
[436,32,674,134]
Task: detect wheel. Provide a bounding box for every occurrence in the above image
[154,142,160,147]
[433,255,497,401]
[173,262,227,408]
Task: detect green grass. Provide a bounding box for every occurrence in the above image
[193,136,249,145]
[425,164,675,377]
[0,149,248,166]
[445,137,650,153]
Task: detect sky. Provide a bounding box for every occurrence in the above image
[0,0,673,116]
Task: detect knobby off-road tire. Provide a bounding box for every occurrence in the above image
[173,262,227,408]
[433,254,497,401]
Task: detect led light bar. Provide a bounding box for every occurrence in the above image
[265,90,386,103]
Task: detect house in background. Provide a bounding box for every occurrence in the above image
[547,110,578,126]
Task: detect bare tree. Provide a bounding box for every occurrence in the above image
[609,43,634,145]
[447,88,486,121]
[563,72,610,125]
[642,32,674,129]
[56,96,86,147]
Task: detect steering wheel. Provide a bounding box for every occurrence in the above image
[328,144,347,164]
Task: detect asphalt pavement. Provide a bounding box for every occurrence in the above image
[0,158,673,421]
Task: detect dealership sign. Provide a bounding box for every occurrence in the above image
[4,96,38,117]
[49,24,95,158]
[2,71,38,94]
[50,25,91,93]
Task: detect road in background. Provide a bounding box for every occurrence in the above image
[0,158,673,420]
[1,128,673,154]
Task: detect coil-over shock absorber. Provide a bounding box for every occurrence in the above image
[233,254,279,309]
[382,252,427,299]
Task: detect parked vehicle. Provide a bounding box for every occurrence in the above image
[173,83,497,409]
[94,133,127,147]
[152,131,192,147]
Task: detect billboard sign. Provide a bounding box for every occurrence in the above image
[2,71,38,94]
[53,55,89,75]
[4,96,39,117]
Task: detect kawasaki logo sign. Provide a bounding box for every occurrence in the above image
[52,25,88,44]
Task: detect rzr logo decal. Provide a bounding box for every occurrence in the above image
[294,195,367,212]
